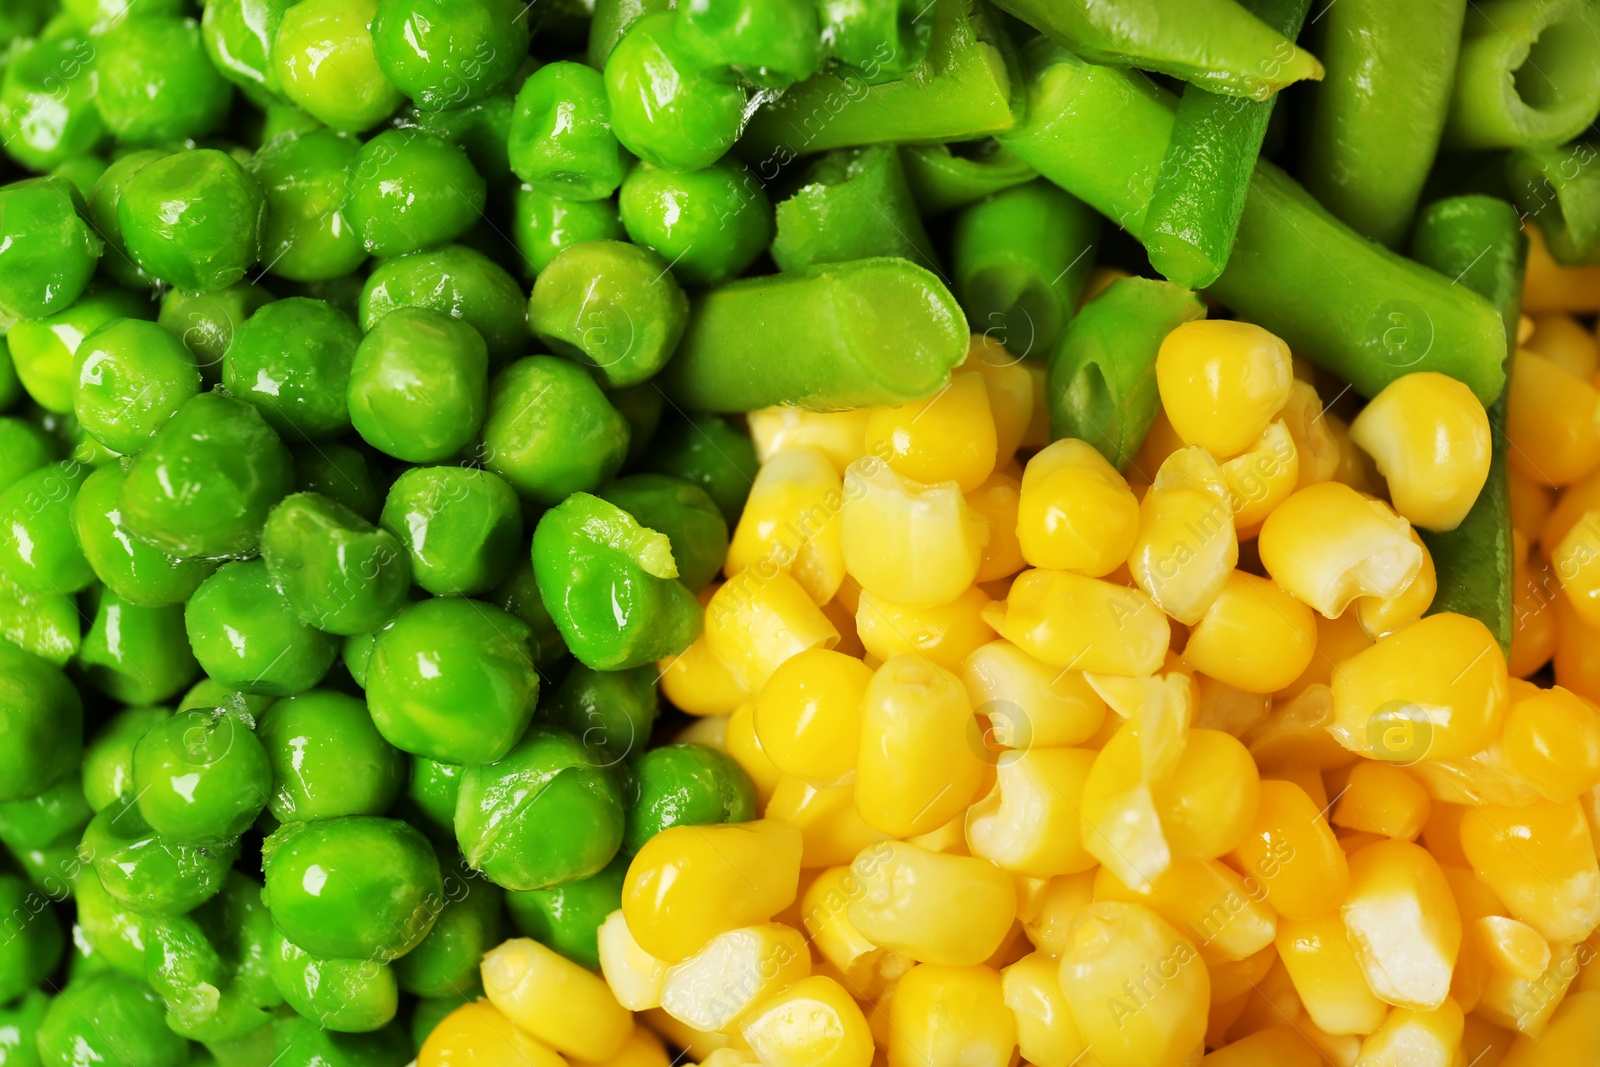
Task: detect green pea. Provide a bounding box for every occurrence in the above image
[342,632,375,689]
[81,704,172,813]
[504,851,624,970]
[201,0,299,107]
[0,0,56,46]
[619,158,774,287]
[507,62,624,201]
[186,560,340,696]
[292,443,382,522]
[604,12,747,173]
[359,245,529,367]
[158,283,277,385]
[0,460,93,594]
[602,472,728,592]
[819,0,930,77]
[201,1016,280,1067]
[27,406,121,469]
[348,308,488,463]
[79,588,201,705]
[403,757,463,840]
[0,574,80,666]
[80,794,240,915]
[511,184,625,277]
[260,493,410,636]
[366,597,539,765]
[409,990,477,1054]
[396,89,516,182]
[0,772,89,853]
[678,0,821,89]
[393,870,502,997]
[61,0,187,31]
[482,355,630,505]
[0,990,50,1067]
[71,868,168,978]
[540,662,659,767]
[259,103,327,145]
[95,16,233,143]
[263,815,444,961]
[0,33,103,171]
[642,412,757,523]
[269,931,399,1033]
[0,177,102,325]
[0,338,22,411]
[490,557,568,671]
[248,130,367,283]
[132,706,271,842]
[120,391,294,559]
[118,149,265,293]
[271,0,404,132]
[346,130,486,257]
[87,150,167,291]
[7,287,154,414]
[224,298,361,440]
[623,742,755,854]
[271,1014,411,1067]
[71,318,201,455]
[371,0,529,111]
[589,0,674,68]
[258,690,406,821]
[74,462,217,609]
[379,466,523,597]
[49,155,110,202]
[36,972,189,1067]
[143,872,281,1042]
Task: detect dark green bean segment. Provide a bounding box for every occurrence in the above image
[249,130,367,283]
[184,561,340,697]
[505,853,625,969]
[604,12,748,172]
[513,185,627,276]
[772,145,938,274]
[261,493,412,636]
[1444,0,1600,151]
[619,159,774,287]
[481,355,631,505]
[1508,140,1600,265]
[540,662,660,765]
[380,466,524,597]
[359,245,531,367]
[346,131,487,258]
[899,140,1038,215]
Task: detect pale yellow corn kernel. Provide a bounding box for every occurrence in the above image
[693,1050,757,1067]
[674,714,729,750]
[599,909,668,1011]
[1353,1000,1464,1067]
[661,631,751,718]
[1158,728,1261,861]
[1275,912,1388,1036]
[1348,372,1492,531]
[1502,685,1600,801]
[865,371,998,493]
[659,924,811,1033]
[622,820,803,964]
[1328,612,1510,762]
[705,570,840,692]
[1129,446,1239,624]
[1462,799,1600,944]
[1474,916,1553,982]
[965,470,1026,583]
[1023,870,1096,956]
[753,648,871,784]
[1016,438,1141,576]
[571,1026,673,1067]
[748,407,870,475]
[1243,685,1356,773]
[1277,609,1374,700]
[1192,672,1272,735]
[1341,839,1462,1011]
[1325,410,1385,498]
[419,1000,567,1067]
[1299,1020,1365,1067]
[1554,508,1600,628]
[765,776,891,869]
[1278,379,1342,488]
[1331,762,1432,841]
[725,701,782,804]
[1156,319,1294,459]
[1353,528,1437,639]
[1058,901,1210,1067]
[854,653,986,838]
[1528,312,1600,379]
[1075,727,1171,890]
[1184,570,1318,694]
[1129,407,1186,484]
[801,864,910,1000]
[1094,858,1277,964]
[965,747,1097,877]
[724,447,846,606]
[1405,737,1545,809]
[984,568,1170,676]
[738,975,873,1067]
[1223,954,1303,1044]
[905,810,971,856]
[1519,313,1537,344]
[1505,992,1600,1067]
[961,639,1106,749]
[961,333,1035,465]
[839,457,987,607]
[1014,874,1051,924]
[888,963,1016,1067]
[848,841,1017,966]
[1001,950,1088,1067]
[1207,946,1276,1010]
[1202,1026,1324,1067]
[1083,668,1193,780]
[1222,419,1300,531]
[1258,482,1422,619]
[481,938,634,1062]
[638,1009,744,1062]
[855,585,995,672]
[1507,350,1600,487]
[1478,940,1584,1038]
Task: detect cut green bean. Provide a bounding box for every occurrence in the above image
[1444,0,1600,151]
[898,140,1038,216]
[1507,140,1600,265]
[771,145,938,274]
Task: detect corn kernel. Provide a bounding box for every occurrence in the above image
[1341,839,1461,1011]
[1325,410,1384,497]
[1479,939,1584,1038]
[961,334,1035,466]
[638,1009,743,1062]
[1192,671,1272,735]
[1244,685,1355,772]
[1076,727,1171,890]
[1081,668,1192,777]
[1184,570,1318,693]
[965,747,1097,877]
[765,776,890,869]
[622,820,803,963]
[800,865,910,999]
[725,701,782,804]
[1277,610,1374,700]
[748,407,869,475]
[1207,946,1277,1009]
[848,841,1017,967]
[1001,950,1088,1067]
[1230,779,1348,921]
[1016,438,1141,576]
[1540,465,1600,552]
[1510,553,1559,678]
[1024,871,1096,956]
[1259,482,1422,619]
[753,648,871,784]
[840,457,987,607]
[675,713,729,749]
[1528,312,1600,379]
[1462,799,1600,944]
[1057,901,1209,1067]
[1511,468,1555,543]
[865,371,998,493]
[1094,859,1277,965]
[888,963,1015,1067]
[1406,735,1544,809]
[1156,728,1262,861]
[854,654,985,837]
[1474,916,1553,982]
[1507,350,1600,487]
[905,810,972,856]
[659,924,811,1033]
[1130,446,1239,624]
[1353,529,1437,640]
[572,1027,672,1067]
[1328,612,1510,762]
[1278,379,1342,488]
[1331,762,1431,841]
[1156,319,1294,459]
[1203,1027,1324,1066]
[705,570,840,691]
[1354,1000,1464,1067]
[599,909,667,1011]
[961,639,1106,748]
[985,568,1170,676]
[1348,372,1492,532]
[1222,419,1301,532]
[1554,584,1600,703]
[1524,222,1600,312]
[481,938,633,1062]
[965,470,1026,583]
[419,1000,566,1067]
[737,975,872,1067]
[1131,406,1187,482]
[1502,686,1600,801]
[855,585,995,672]
[661,630,751,718]
[1553,508,1600,627]
[1222,954,1303,1045]
[1275,912,1387,1036]
[724,448,848,608]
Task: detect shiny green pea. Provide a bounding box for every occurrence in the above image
[158,283,276,385]
[79,588,200,705]
[270,0,405,133]
[0,574,80,666]
[508,62,624,201]
[80,794,240,915]
[511,184,625,277]
[404,757,463,840]
[370,0,529,111]
[395,90,516,182]
[261,493,411,636]
[95,16,233,143]
[177,678,279,721]
[249,130,367,283]
[490,557,568,671]
[0,772,89,853]
[0,460,93,594]
[36,971,189,1067]
[70,869,163,978]
[292,443,382,523]
[589,0,674,68]
[71,318,201,455]
[358,244,529,367]
[268,930,399,1033]
[602,472,728,592]
[346,130,486,257]
[529,240,688,388]
[393,870,502,997]
[74,462,216,609]
[0,33,103,171]
[258,689,407,822]
[504,851,624,970]
[623,742,756,854]
[271,1014,412,1067]
[482,355,630,505]
[619,158,774,287]
[118,149,265,293]
[224,298,361,440]
[379,466,522,597]
[185,560,340,696]
[603,12,747,172]
[132,706,271,843]
[259,102,328,145]
[49,155,109,202]
[342,632,376,689]
[87,150,167,290]
[143,872,281,1042]
[0,177,102,325]
[0,989,50,1067]
[81,704,172,813]
[7,287,153,414]
[540,663,659,767]
[348,307,488,463]
[677,0,821,88]
[61,0,187,31]
[201,0,299,108]
[642,412,757,522]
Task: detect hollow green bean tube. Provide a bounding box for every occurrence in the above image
[1507,140,1600,265]
[771,145,939,274]
[1444,0,1600,151]
[899,141,1037,216]
[661,257,969,412]
[1299,0,1467,247]
[999,41,1508,406]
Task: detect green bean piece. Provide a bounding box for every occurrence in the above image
[679,0,821,89]
[271,1011,412,1067]
[512,184,626,276]
[0,460,93,594]
[8,287,153,414]
[202,0,299,107]
[75,462,217,609]
[269,931,400,1033]
[394,89,518,183]
[72,318,201,455]
[271,0,405,132]
[817,0,929,78]
[380,466,523,597]
[0,773,89,854]
[96,16,233,143]
[661,257,969,412]
[349,306,490,462]
[260,494,411,636]
[159,283,276,385]
[186,560,340,696]
[249,130,367,283]
[0,177,101,326]
[491,558,569,672]
[771,145,938,274]
[509,62,625,201]
[540,662,659,766]
[899,140,1038,215]
[346,130,487,257]
[1000,41,1509,406]
[623,742,756,854]
[118,149,265,294]
[641,413,757,523]
[224,298,361,440]
[1508,140,1600,265]
[81,704,171,813]
[132,707,270,843]
[406,757,466,840]
[292,443,382,523]
[0,990,50,1067]
[370,0,529,111]
[604,12,748,173]
[36,972,189,1067]
[0,575,80,667]
[360,244,530,367]
[504,853,625,970]
[1445,0,1600,151]
[393,871,503,997]
[79,589,200,705]
[0,418,55,494]
[482,355,632,505]
[0,33,103,171]
[589,0,674,68]
[80,794,240,915]
[601,473,728,593]
[619,159,772,288]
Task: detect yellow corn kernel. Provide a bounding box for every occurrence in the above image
[1540,465,1600,552]
[854,654,985,837]
[1276,379,1342,489]
[419,1000,566,1067]
[985,568,1170,676]
[1554,508,1600,627]
[961,333,1035,466]
[1221,419,1300,532]
[865,371,998,493]
[965,747,1097,877]
[1193,672,1271,735]
[704,570,839,692]
[965,470,1025,583]
[1353,1000,1464,1067]
[905,809,971,856]
[1508,350,1600,487]
[1277,610,1375,700]
[765,776,890,869]
[1331,762,1431,841]
[839,457,987,607]
[1184,570,1318,694]
[1243,685,1355,773]
[622,820,803,963]
[1479,940,1584,1038]
[724,447,846,606]
[1156,727,1261,861]
[661,638,751,722]
[855,584,995,673]
[1274,912,1387,1036]
[572,1027,672,1067]
[1222,953,1303,1044]
[848,841,1017,966]
[1023,870,1096,956]
[1511,468,1556,544]
[1475,915,1553,982]
[1129,447,1239,624]
[1529,311,1600,379]
[1094,859,1277,965]
[1348,371,1492,531]
[1510,553,1559,679]
[752,648,871,784]
[659,924,811,1033]
[1353,528,1437,639]
[1230,779,1348,921]
[961,639,1107,748]
[724,701,782,804]
[1503,990,1600,1067]
[1462,799,1600,944]
[481,938,633,1062]
[737,975,873,1067]
[638,1010,743,1061]
[598,909,667,1011]
[1130,406,1187,483]
[1406,735,1545,809]
[1526,220,1600,310]
[1201,1026,1324,1067]
[1156,319,1294,459]
[1328,612,1510,762]
[675,714,729,750]
[888,963,1016,1067]
[1259,481,1422,619]
[1340,839,1461,1011]
[1001,950,1087,1067]
[1206,946,1276,1011]
[1555,584,1600,704]
[1502,685,1600,801]
[801,865,910,1000]
[1057,901,1210,1067]
[1075,725,1171,890]
[747,407,869,475]
[1015,438,1141,576]
[1325,410,1384,497]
